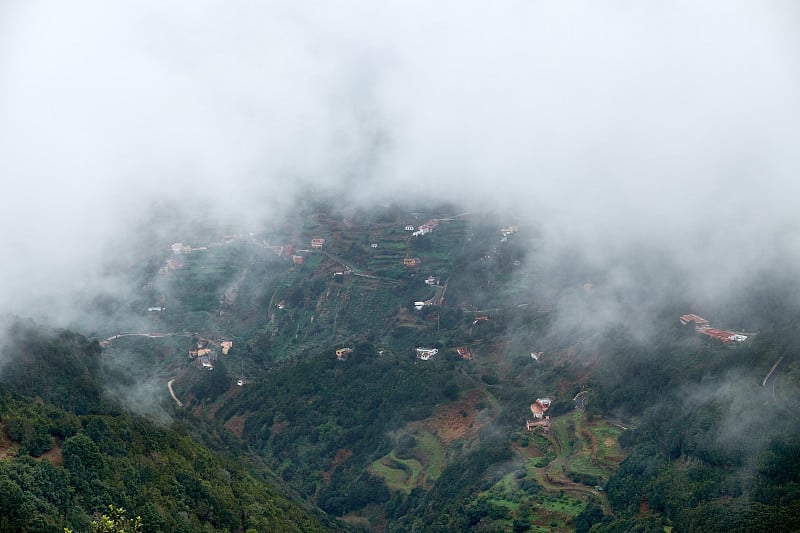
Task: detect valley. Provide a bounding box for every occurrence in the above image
[2,203,799,532]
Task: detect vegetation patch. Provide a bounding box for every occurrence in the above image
[372,429,444,492]
[223,414,247,438]
[321,448,352,484]
[371,451,423,492]
[411,388,489,447]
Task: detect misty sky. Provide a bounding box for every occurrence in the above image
[2,1,800,319]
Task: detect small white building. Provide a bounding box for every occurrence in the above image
[500,225,519,237]
[413,227,432,237]
[405,225,415,231]
[171,243,192,254]
[415,347,438,360]
[414,301,425,310]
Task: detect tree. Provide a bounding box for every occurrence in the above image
[64,505,142,533]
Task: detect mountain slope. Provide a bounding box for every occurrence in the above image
[0,319,337,532]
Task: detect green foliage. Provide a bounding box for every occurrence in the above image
[1,325,105,414]
[64,505,142,533]
[0,322,331,533]
[595,312,800,531]
[218,343,465,515]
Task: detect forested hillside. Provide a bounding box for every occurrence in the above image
[0,320,337,532]
[587,301,800,532]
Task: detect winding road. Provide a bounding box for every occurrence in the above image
[763,356,786,399]
[574,391,588,412]
[98,331,198,345]
[167,379,183,407]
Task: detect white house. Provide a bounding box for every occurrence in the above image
[415,347,438,360]
[171,243,191,254]
[413,226,432,237]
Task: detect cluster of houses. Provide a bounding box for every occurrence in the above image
[170,242,208,254]
[680,314,748,344]
[189,338,233,370]
[405,219,439,237]
[525,397,552,432]
[170,234,324,275]
[264,238,327,266]
[500,225,519,238]
[158,258,185,275]
[265,243,303,265]
[337,346,470,362]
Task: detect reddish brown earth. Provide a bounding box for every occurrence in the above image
[511,441,544,458]
[0,430,13,461]
[272,420,288,435]
[224,415,247,438]
[37,441,63,466]
[412,389,488,447]
[321,448,352,484]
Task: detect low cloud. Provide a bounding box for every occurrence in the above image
[2,1,799,328]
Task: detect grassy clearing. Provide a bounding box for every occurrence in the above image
[376,241,407,251]
[371,429,445,492]
[591,420,625,467]
[566,453,606,482]
[371,451,423,493]
[474,466,586,533]
[412,429,444,483]
[487,498,520,512]
[540,494,587,517]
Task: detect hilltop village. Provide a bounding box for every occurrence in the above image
[147,210,524,373]
[680,314,749,344]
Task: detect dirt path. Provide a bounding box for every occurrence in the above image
[535,465,609,506]
[763,356,786,399]
[167,379,183,407]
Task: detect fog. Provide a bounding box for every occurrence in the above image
[2,1,800,324]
